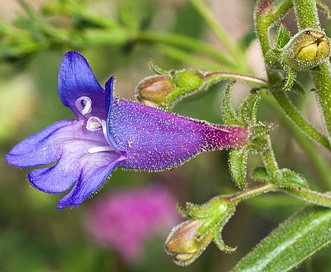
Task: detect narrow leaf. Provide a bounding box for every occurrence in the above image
[232,206,331,272]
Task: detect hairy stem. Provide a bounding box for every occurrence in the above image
[292,0,331,141]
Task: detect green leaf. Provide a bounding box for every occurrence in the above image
[229,147,248,188]
[232,206,331,272]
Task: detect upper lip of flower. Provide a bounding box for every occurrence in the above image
[6,51,249,209]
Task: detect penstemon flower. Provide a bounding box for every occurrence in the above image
[6,51,248,209]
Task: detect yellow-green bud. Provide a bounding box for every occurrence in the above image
[281,29,331,71]
[164,219,213,266]
[172,70,205,92]
[135,75,175,107]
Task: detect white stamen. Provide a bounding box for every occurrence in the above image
[101,119,112,146]
[86,117,114,154]
[75,96,92,115]
[86,117,103,131]
[88,146,115,154]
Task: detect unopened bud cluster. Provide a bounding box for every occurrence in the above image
[165,196,236,266]
[281,29,331,71]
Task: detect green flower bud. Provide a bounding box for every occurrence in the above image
[135,75,175,107]
[172,70,205,92]
[166,196,237,266]
[135,70,205,110]
[165,219,213,266]
[281,29,331,71]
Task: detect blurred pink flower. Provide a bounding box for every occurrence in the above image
[85,184,179,262]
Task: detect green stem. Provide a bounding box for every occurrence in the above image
[48,26,240,70]
[292,0,331,141]
[312,63,331,142]
[282,187,331,208]
[272,90,330,149]
[137,31,239,69]
[254,0,331,150]
[230,183,331,208]
[275,100,331,188]
[189,0,246,69]
[254,0,293,56]
[156,44,225,70]
[292,0,319,29]
[230,184,277,203]
[204,72,268,87]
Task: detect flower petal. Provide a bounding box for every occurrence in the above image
[58,51,105,118]
[27,127,123,193]
[105,77,125,150]
[109,100,248,171]
[6,120,75,168]
[7,116,124,201]
[56,160,119,209]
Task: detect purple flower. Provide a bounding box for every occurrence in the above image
[85,184,179,263]
[6,51,248,209]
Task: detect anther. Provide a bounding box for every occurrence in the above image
[86,117,103,131]
[75,96,92,115]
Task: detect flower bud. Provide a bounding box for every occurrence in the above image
[281,29,331,71]
[172,70,205,92]
[135,75,175,107]
[135,69,205,110]
[165,219,213,266]
[165,196,237,266]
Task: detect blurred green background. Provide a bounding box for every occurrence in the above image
[1,0,331,271]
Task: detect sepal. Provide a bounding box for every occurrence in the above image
[165,196,236,265]
[239,90,262,125]
[273,169,309,189]
[251,167,272,183]
[229,147,249,189]
[221,81,242,125]
[275,24,291,49]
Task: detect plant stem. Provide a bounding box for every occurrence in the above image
[292,0,319,29]
[254,0,331,150]
[282,187,331,208]
[137,31,239,69]
[292,0,331,141]
[254,0,293,56]
[277,103,331,188]
[204,72,268,87]
[189,0,247,70]
[272,90,330,149]
[230,184,277,203]
[155,44,225,70]
[230,182,331,208]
